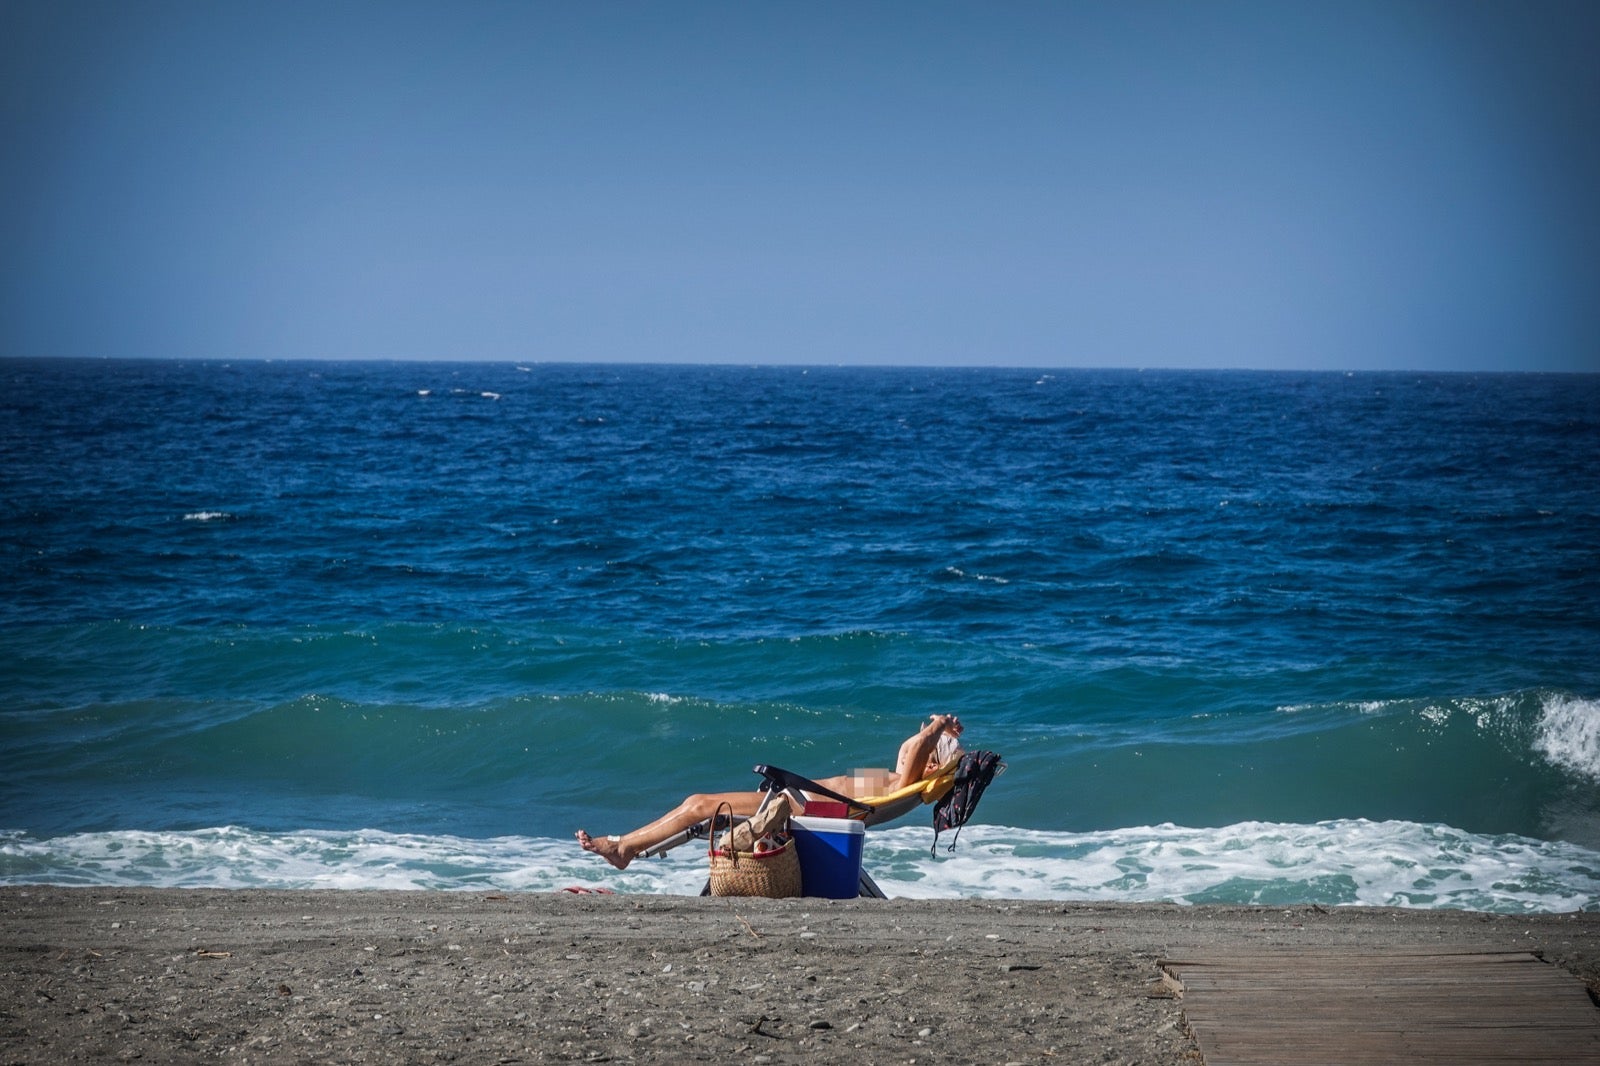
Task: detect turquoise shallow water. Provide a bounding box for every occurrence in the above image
[3,361,1598,909]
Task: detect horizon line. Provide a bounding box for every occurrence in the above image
[2,355,1592,376]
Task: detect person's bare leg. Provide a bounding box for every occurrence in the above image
[576,790,764,870]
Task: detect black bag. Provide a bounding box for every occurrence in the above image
[931,750,1003,855]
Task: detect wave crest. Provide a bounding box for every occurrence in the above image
[1535,695,1600,782]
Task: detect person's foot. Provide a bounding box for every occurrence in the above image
[576,829,635,870]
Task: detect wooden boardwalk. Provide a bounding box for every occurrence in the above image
[1160,948,1600,1065]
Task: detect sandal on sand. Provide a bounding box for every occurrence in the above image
[559,886,615,895]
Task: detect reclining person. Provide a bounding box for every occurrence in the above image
[576,714,964,870]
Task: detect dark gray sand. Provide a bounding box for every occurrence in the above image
[3,887,1597,1064]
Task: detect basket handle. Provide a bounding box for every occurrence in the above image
[707,801,737,866]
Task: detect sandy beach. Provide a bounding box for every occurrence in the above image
[2,887,1597,1064]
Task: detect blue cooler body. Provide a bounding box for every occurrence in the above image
[791,815,865,898]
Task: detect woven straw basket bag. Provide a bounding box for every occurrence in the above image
[707,798,802,898]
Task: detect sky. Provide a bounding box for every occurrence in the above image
[2,1,1597,371]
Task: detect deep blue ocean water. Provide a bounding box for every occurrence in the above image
[3,360,1598,910]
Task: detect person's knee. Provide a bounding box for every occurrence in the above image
[682,794,717,817]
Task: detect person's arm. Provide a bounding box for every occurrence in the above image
[893,714,962,789]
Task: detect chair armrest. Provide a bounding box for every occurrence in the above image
[752,764,875,816]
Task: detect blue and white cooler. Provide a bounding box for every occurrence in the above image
[790,815,866,898]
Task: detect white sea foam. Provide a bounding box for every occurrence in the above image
[943,567,1010,585]
[5,820,1597,912]
[0,827,668,895]
[1534,695,1600,782]
[1277,698,1406,716]
[865,821,1600,912]
[182,511,233,522]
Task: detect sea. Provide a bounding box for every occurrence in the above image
[3,359,1598,912]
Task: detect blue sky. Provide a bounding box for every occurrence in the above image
[3,1,1597,370]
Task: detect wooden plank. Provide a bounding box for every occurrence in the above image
[1161,949,1600,1066]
